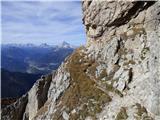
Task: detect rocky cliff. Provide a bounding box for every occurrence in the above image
[2,1,160,120]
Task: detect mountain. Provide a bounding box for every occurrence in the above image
[1,42,74,98]
[58,41,75,48]
[39,43,52,48]
[1,42,74,74]
[1,68,41,98]
[2,1,160,120]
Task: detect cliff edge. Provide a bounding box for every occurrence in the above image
[2,1,160,120]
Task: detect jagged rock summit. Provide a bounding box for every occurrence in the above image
[2,1,160,120]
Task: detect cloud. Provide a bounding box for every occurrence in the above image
[1,1,86,46]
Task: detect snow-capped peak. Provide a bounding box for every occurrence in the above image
[59,41,72,48]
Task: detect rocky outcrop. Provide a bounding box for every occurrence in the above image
[2,94,28,120]
[1,1,160,120]
[1,74,53,120]
[22,74,53,120]
[82,0,160,119]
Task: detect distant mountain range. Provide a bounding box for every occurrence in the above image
[1,42,75,98]
[1,68,41,98]
[1,42,75,74]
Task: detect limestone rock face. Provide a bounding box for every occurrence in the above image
[82,1,160,119]
[23,74,53,120]
[1,74,53,120]
[2,1,160,120]
[2,94,28,120]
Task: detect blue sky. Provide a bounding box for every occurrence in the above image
[1,1,86,46]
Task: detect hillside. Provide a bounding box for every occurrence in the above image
[2,1,160,120]
[1,69,41,98]
[1,42,74,74]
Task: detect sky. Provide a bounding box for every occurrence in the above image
[1,0,86,46]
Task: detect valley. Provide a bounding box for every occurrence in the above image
[1,42,74,98]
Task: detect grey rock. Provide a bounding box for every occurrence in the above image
[2,1,160,120]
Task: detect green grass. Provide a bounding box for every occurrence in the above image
[141,47,150,60]
[98,69,108,80]
[105,82,123,97]
[123,60,136,66]
[136,103,147,117]
[135,103,153,120]
[52,49,111,120]
[116,107,128,120]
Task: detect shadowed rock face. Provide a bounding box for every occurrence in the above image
[2,1,160,120]
[2,94,28,120]
[1,74,53,120]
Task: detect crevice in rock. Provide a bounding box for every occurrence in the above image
[128,68,133,83]
[143,1,156,10]
[115,58,120,65]
[87,1,92,7]
[37,74,53,109]
[86,23,91,31]
[92,24,97,29]
[114,39,122,56]
[107,1,156,27]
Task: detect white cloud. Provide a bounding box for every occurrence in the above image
[1,1,86,46]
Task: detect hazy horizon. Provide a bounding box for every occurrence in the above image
[1,1,86,46]
[1,41,80,47]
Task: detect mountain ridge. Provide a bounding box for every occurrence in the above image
[1,42,74,74]
[1,68,41,98]
[2,1,160,120]
[1,41,75,49]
